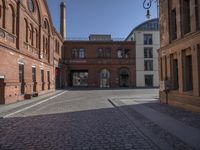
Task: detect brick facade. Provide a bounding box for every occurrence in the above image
[63,40,136,88]
[158,0,200,112]
[0,0,64,104]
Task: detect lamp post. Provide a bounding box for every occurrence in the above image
[143,0,159,19]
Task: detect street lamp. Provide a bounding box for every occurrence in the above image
[143,0,159,19]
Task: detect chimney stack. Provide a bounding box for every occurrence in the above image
[60,2,66,39]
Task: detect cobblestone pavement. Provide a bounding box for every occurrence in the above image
[0,89,199,150]
[0,89,160,150]
[145,103,200,129]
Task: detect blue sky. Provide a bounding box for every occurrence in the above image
[47,0,158,38]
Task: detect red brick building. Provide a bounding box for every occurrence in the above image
[63,35,136,88]
[158,0,200,111]
[0,0,64,104]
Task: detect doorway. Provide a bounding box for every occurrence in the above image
[100,69,110,88]
[32,67,36,92]
[19,64,25,94]
[119,68,129,87]
[71,71,88,87]
[0,78,5,103]
[47,71,50,90]
[145,75,153,87]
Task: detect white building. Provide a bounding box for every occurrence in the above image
[126,19,160,87]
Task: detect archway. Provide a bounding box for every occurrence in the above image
[119,68,129,87]
[100,69,110,88]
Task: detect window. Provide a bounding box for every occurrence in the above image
[28,0,34,12]
[32,67,36,92]
[47,71,50,90]
[30,24,34,46]
[144,34,153,45]
[45,38,48,54]
[182,0,191,34]
[118,49,129,58]
[24,19,28,42]
[184,55,193,91]
[72,48,78,58]
[19,64,25,94]
[195,0,200,30]
[35,29,38,48]
[171,8,177,40]
[97,48,103,58]
[97,48,111,58]
[41,70,44,91]
[72,48,85,59]
[144,47,153,58]
[171,58,179,90]
[72,71,88,87]
[100,69,110,88]
[7,5,15,34]
[79,48,85,58]
[144,60,153,71]
[43,35,45,53]
[145,75,153,87]
[44,20,47,29]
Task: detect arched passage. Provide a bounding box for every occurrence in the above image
[119,68,129,87]
[100,69,110,88]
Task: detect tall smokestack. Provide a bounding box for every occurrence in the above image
[60,2,66,39]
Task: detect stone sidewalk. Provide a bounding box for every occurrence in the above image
[0,90,65,117]
[110,97,200,150]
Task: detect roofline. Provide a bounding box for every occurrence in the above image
[64,40,135,44]
[125,18,159,40]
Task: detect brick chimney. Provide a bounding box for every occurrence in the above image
[60,1,66,39]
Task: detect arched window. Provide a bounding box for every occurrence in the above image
[43,35,45,53]
[7,4,15,34]
[119,68,129,87]
[24,19,28,42]
[45,37,48,54]
[28,0,34,12]
[44,19,50,34]
[29,24,34,46]
[100,69,110,88]
[35,28,38,48]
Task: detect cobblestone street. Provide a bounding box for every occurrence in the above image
[0,89,199,150]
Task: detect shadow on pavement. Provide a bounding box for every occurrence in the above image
[0,102,199,150]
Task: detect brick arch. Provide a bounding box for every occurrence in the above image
[24,18,28,43]
[118,67,130,87]
[99,68,110,88]
[43,17,50,35]
[33,0,42,24]
[7,3,15,34]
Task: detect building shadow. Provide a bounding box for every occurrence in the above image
[0,101,199,150]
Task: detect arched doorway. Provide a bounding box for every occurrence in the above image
[119,68,129,87]
[100,69,110,88]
